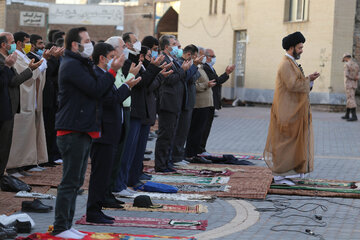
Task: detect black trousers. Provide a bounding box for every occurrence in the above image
[43,107,60,163]
[155,110,179,171]
[0,118,14,177]
[172,108,193,163]
[199,107,215,153]
[87,142,116,214]
[185,107,211,158]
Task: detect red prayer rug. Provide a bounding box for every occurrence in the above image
[16,232,196,239]
[75,216,207,231]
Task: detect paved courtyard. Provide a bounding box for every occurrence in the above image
[17,106,360,240]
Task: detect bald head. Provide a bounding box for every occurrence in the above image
[0,32,15,55]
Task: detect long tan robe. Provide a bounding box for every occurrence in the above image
[6,53,47,169]
[264,55,314,176]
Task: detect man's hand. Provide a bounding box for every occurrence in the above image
[225,64,235,75]
[28,58,43,70]
[309,72,320,81]
[151,55,165,67]
[129,61,142,76]
[42,47,55,60]
[160,68,173,78]
[5,52,17,67]
[208,79,216,88]
[181,60,191,71]
[160,61,172,70]
[110,54,125,71]
[193,55,205,66]
[125,76,142,88]
[52,47,65,58]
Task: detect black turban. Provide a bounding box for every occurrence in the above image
[282,32,306,50]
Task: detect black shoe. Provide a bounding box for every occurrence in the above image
[144,149,153,155]
[0,226,17,239]
[341,108,350,119]
[21,199,52,213]
[14,220,31,233]
[104,196,124,205]
[139,173,152,180]
[78,188,85,195]
[143,157,151,161]
[101,211,115,220]
[347,108,358,121]
[86,212,114,224]
[102,201,124,209]
[193,156,212,164]
[40,162,56,167]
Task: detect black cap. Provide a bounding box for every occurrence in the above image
[133,195,153,208]
[282,31,306,50]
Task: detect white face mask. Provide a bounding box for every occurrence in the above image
[80,42,94,58]
[133,41,141,53]
[123,47,130,59]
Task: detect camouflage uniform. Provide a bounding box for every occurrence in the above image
[344,59,359,108]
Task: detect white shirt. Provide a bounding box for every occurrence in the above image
[16,49,48,73]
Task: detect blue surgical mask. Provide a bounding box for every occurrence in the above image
[201,56,206,64]
[107,58,114,70]
[7,43,16,54]
[151,50,158,59]
[209,57,216,66]
[36,49,44,56]
[170,46,178,57]
[176,48,183,58]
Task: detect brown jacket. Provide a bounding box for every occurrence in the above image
[264,55,314,175]
[194,65,214,108]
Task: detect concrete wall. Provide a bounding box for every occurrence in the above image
[178,0,357,105]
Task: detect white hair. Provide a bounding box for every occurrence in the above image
[105,36,123,48]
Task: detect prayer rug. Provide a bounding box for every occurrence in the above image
[144,167,233,177]
[198,153,263,161]
[269,178,360,198]
[150,175,230,184]
[0,186,50,215]
[116,192,214,201]
[175,185,230,192]
[104,203,208,213]
[76,216,208,230]
[15,232,196,240]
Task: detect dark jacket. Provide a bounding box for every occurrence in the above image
[44,56,60,109]
[203,63,229,110]
[0,66,14,121]
[158,53,186,114]
[0,54,33,117]
[92,66,131,144]
[122,57,162,122]
[55,49,114,132]
[178,57,199,110]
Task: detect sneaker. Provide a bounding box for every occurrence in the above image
[126,188,137,194]
[10,172,24,178]
[182,159,190,164]
[28,167,44,172]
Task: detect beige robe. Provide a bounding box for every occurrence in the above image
[7,53,48,169]
[344,60,359,108]
[264,56,314,176]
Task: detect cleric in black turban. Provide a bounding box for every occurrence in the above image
[282,31,306,50]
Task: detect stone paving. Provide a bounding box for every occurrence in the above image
[16,106,360,240]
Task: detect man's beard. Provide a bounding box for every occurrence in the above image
[293,49,301,60]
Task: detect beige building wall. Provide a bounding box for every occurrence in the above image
[178,0,357,104]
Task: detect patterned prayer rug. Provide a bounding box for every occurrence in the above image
[198,153,263,161]
[150,175,230,184]
[15,232,196,240]
[116,192,215,201]
[144,167,233,177]
[104,203,208,213]
[76,216,208,230]
[269,178,360,198]
[175,185,230,192]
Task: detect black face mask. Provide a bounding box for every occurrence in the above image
[143,58,150,68]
